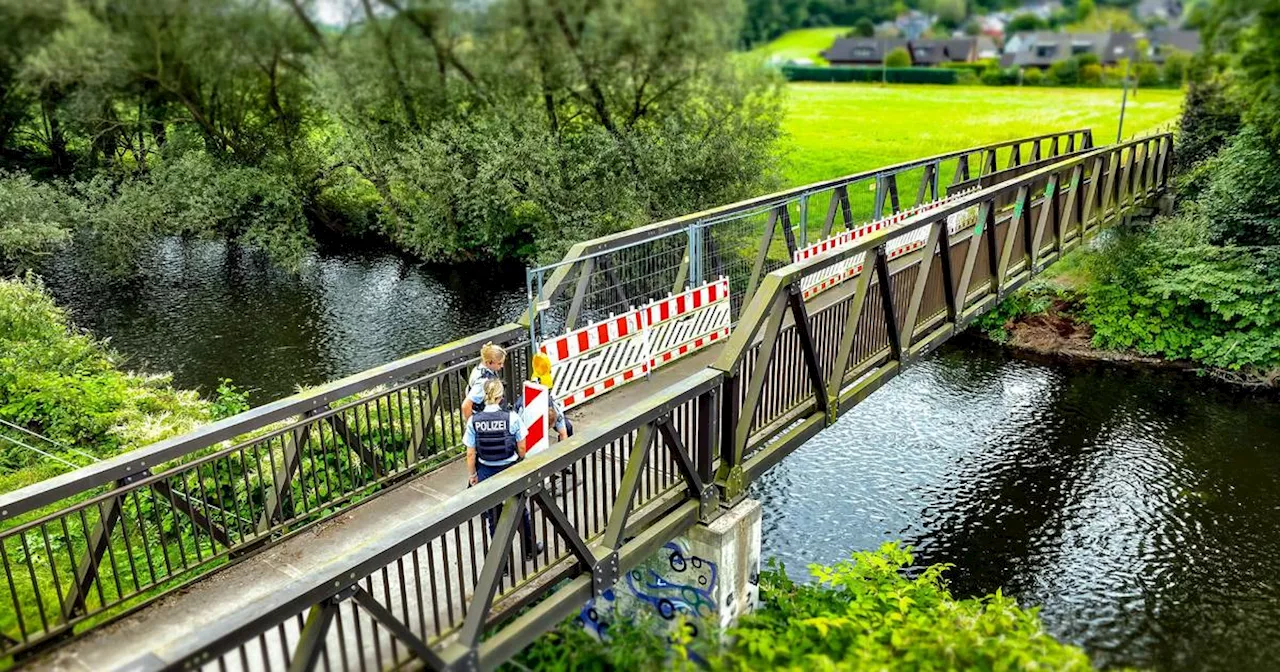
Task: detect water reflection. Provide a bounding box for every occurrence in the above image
[753,344,1280,671]
[42,238,528,401]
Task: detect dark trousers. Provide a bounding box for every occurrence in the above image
[476,461,535,552]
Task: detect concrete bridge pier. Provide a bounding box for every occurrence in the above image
[580,498,762,648]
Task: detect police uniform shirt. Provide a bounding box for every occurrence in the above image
[466,364,498,406]
[463,404,527,466]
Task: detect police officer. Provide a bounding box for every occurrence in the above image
[462,342,506,422]
[464,379,541,560]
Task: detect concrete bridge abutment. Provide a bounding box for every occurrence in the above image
[581,498,762,649]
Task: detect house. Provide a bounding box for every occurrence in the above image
[909,38,986,65]
[1001,31,1136,68]
[822,38,910,66]
[823,37,986,67]
[1147,28,1201,61]
[976,15,1007,40]
[975,36,1000,60]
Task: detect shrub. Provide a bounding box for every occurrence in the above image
[1082,212,1280,379]
[939,61,990,76]
[511,544,1094,671]
[1176,79,1242,172]
[885,46,911,68]
[718,544,1091,670]
[1047,59,1079,85]
[1023,67,1045,86]
[1135,62,1161,87]
[1197,125,1280,247]
[980,66,1017,86]
[1081,63,1104,85]
[0,171,82,270]
[0,275,212,479]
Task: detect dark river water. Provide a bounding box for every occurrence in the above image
[42,240,1280,671]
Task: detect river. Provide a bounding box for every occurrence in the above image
[43,240,1280,671]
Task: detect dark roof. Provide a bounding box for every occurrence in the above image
[1004,31,1136,67]
[826,37,979,65]
[1149,28,1201,56]
[822,38,909,64]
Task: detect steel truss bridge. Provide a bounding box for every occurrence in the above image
[0,128,1174,671]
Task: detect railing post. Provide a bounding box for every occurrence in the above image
[798,193,809,248]
[785,283,828,421]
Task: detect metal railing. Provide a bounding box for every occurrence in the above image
[526,129,1095,341]
[99,131,1171,672]
[0,325,531,659]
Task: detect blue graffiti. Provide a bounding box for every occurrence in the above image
[624,542,717,620]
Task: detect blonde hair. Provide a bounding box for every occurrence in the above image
[480,342,506,366]
[483,379,505,406]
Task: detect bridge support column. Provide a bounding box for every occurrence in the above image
[580,498,762,647]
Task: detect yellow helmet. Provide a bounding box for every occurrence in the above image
[531,352,554,388]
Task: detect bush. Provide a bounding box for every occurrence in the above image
[1176,79,1242,172]
[1197,125,1280,247]
[884,46,911,68]
[0,171,82,270]
[1047,59,1079,85]
[1081,63,1104,85]
[781,66,959,85]
[719,544,1091,670]
[1082,212,1280,378]
[1023,67,1045,86]
[0,275,213,482]
[1135,62,1161,87]
[980,66,1017,86]
[511,544,1093,671]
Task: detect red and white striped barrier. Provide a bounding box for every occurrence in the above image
[643,278,731,371]
[521,382,550,457]
[795,188,979,300]
[541,278,732,410]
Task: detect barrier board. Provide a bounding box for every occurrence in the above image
[541,278,731,410]
[521,382,550,457]
[795,188,979,300]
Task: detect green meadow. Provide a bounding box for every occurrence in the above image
[779,83,1184,188]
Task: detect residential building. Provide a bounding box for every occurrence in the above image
[1001,31,1137,68]
[822,38,910,66]
[895,10,935,40]
[1137,0,1184,23]
[823,37,988,67]
[1147,28,1201,61]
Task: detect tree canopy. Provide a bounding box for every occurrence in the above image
[0,0,785,272]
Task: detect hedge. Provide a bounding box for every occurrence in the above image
[940,61,994,76]
[781,65,960,85]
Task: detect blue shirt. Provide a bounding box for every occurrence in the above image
[464,404,527,466]
[467,365,498,405]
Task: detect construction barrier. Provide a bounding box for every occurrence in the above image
[521,382,550,457]
[795,188,979,300]
[540,279,731,410]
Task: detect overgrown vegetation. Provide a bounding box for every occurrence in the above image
[0,274,214,488]
[511,543,1091,671]
[0,0,785,275]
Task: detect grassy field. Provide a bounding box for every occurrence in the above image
[779,83,1185,187]
[750,27,851,65]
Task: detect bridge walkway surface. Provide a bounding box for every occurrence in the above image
[0,128,1174,672]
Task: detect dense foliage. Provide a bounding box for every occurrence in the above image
[0,0,785,273]
[512,543,1091,671]
[0,275,214,485]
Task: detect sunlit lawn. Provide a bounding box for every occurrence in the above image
[749,27,852,65]
[780,82,1185,187]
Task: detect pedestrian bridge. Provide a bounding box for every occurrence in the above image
[0,128,1173,671]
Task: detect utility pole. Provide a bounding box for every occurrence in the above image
[1117,59,1130,143]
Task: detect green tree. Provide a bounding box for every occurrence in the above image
[1207,0,1280,146]
[854,16,876,36]
[1006,13,1047,34]
[885,45,912,67]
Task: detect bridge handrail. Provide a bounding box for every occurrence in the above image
[124,368,724,671]
[530,128,1095,312]
[714,132,1174,377]
[0,322,526,521]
